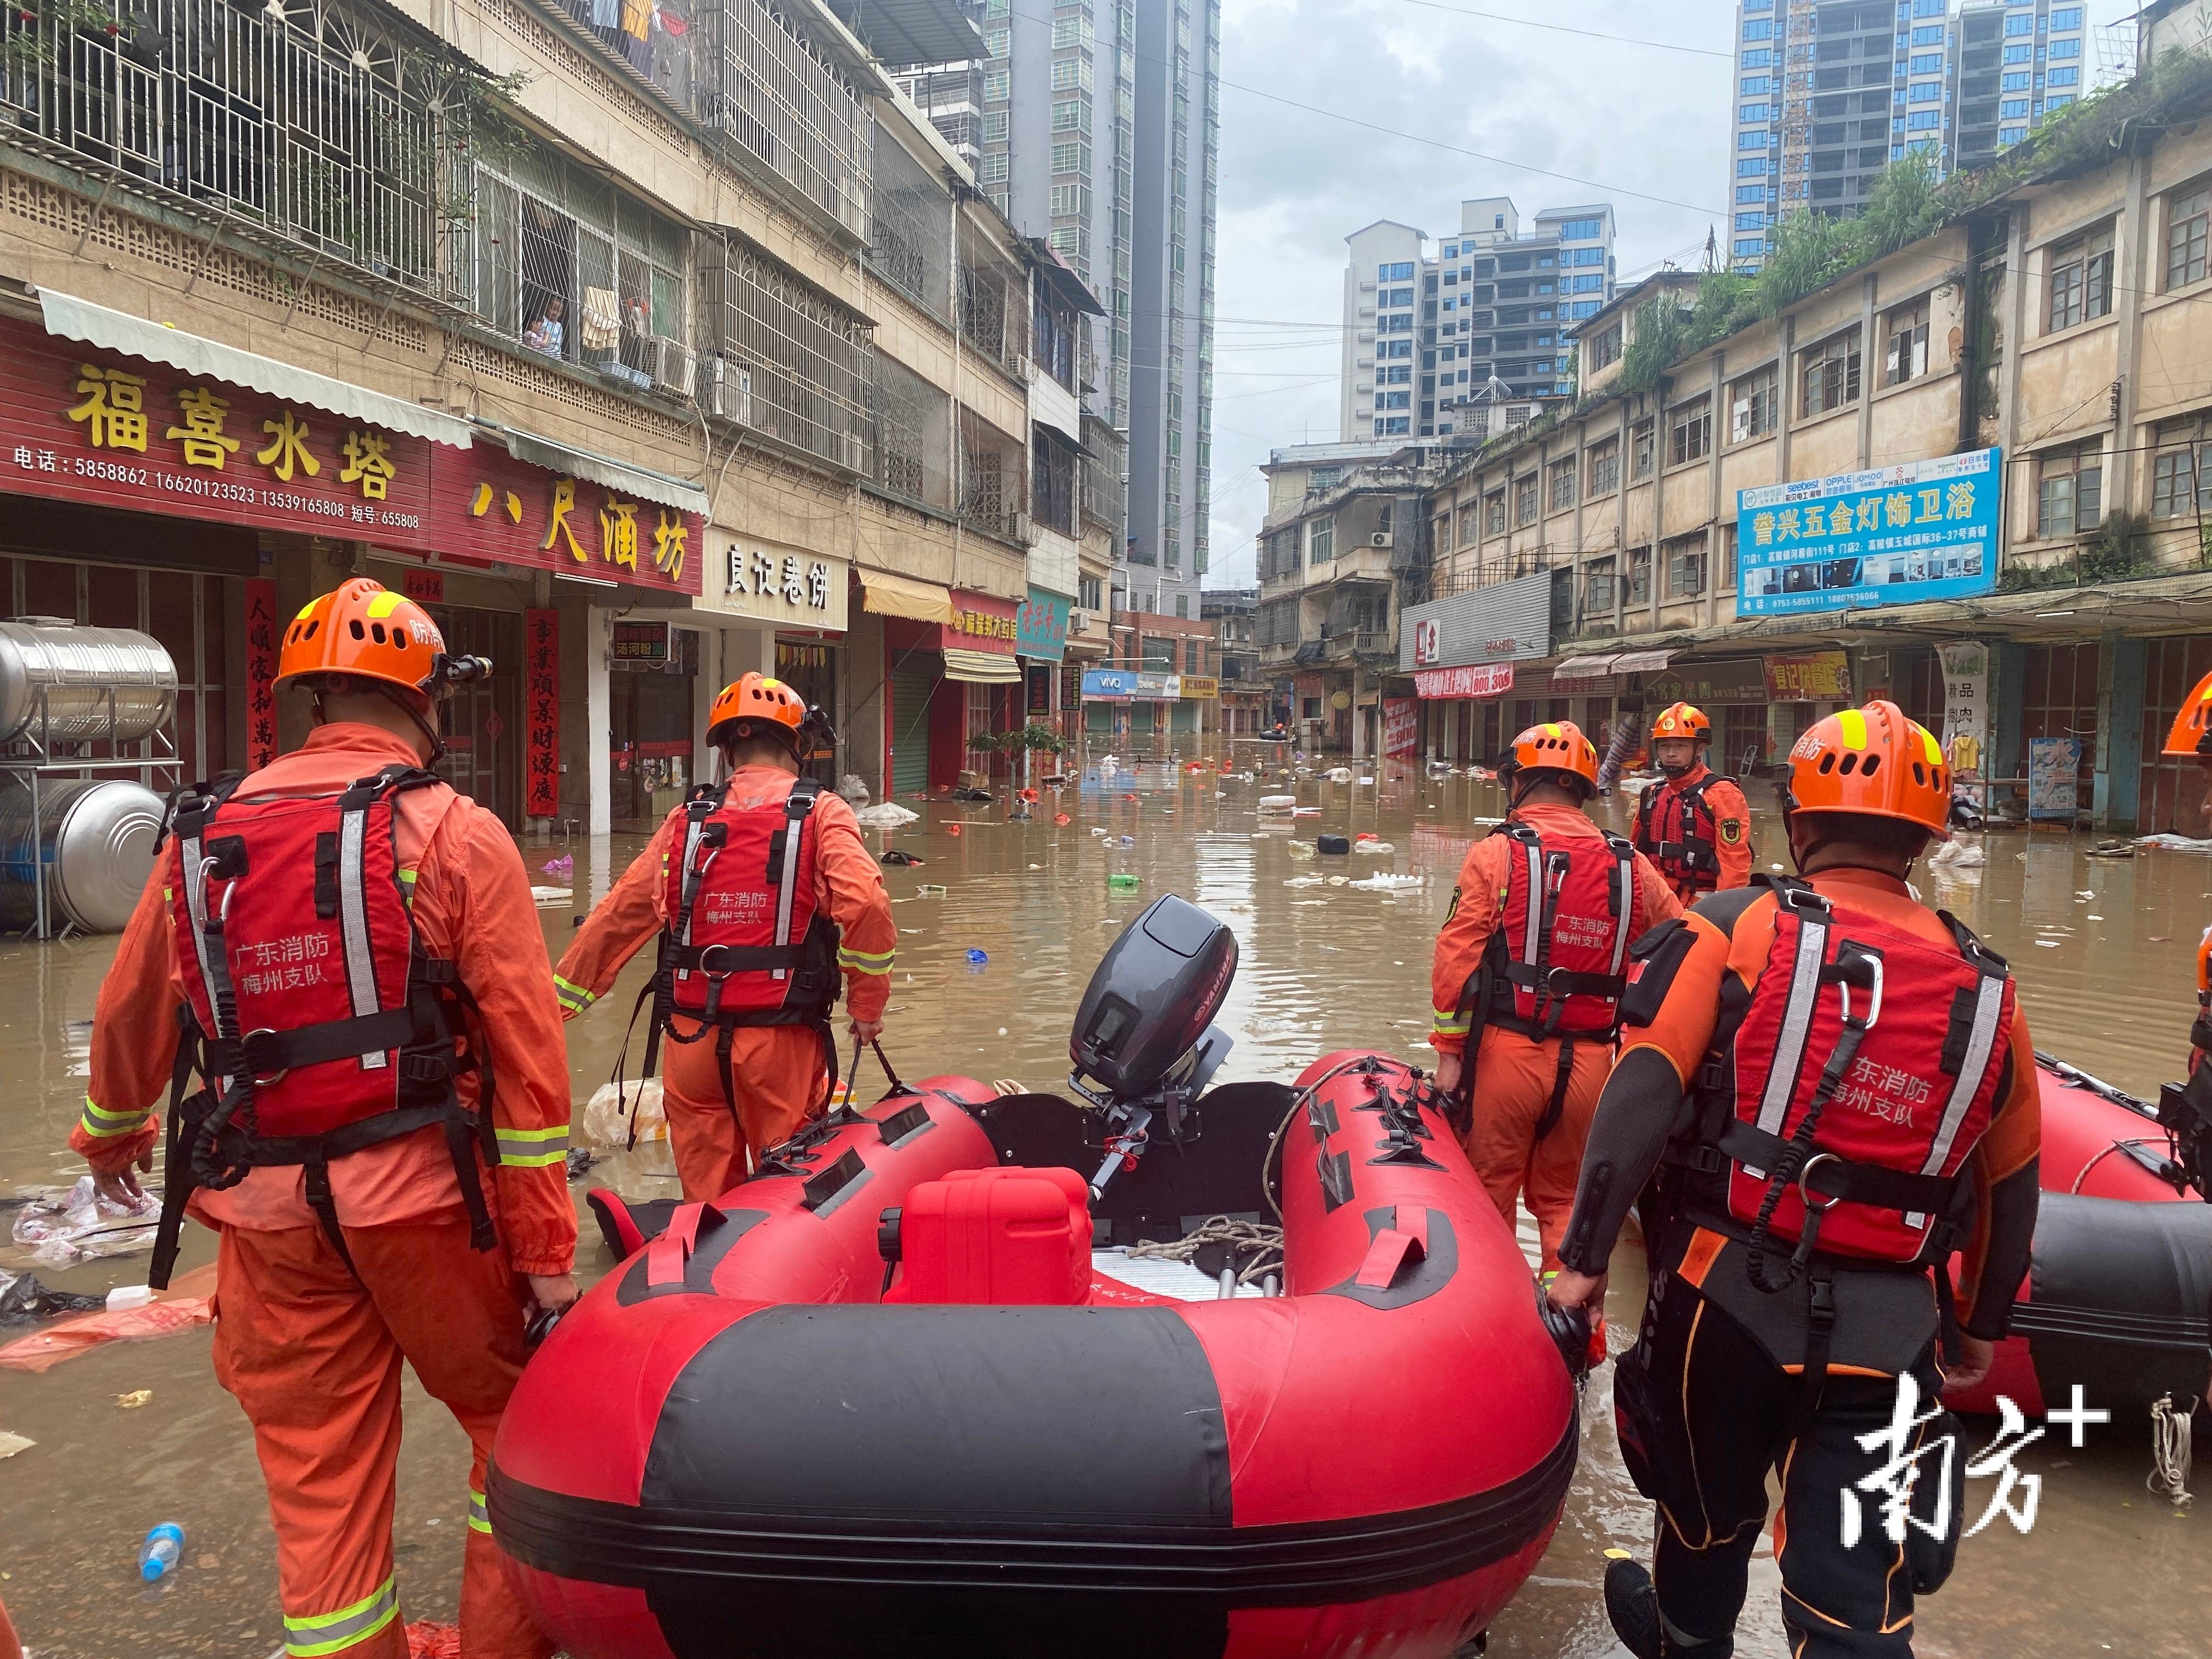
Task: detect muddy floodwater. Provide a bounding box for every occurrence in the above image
[2,744,2205,1657]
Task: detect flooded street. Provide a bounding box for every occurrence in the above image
[2,745,2206,1658]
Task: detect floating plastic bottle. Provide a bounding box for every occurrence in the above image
[1108,873,1140,890]
[138,1522,184,1582]
[964,948,988,965]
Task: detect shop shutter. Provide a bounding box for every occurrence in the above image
[889,666,935,797]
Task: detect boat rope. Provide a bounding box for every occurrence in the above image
[1127,1215,1286,1284]
[2148,1393,2194,1509]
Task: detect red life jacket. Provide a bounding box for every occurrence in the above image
[1481,822,1641,1039]
[654,775,840,1036]
[1634,768,1736,895]
[155,765,493,1283]
[1686,878,2015,1268]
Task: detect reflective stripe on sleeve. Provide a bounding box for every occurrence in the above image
[1432,1008,1472,1035]
[552,974,597,1012]
[469,1487,492,1535]
[78,1096,151,1138]
[284,1579,399,1657]
[496,1125,571,1167]
[836,945,895,975]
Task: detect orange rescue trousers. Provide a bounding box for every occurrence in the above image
[1458,1025,1613,1277]
[211,1215,550,1659]
[663,1023,832,1200]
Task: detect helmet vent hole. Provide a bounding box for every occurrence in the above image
[303,619,319,640]
[1860,753,1880,776]
[1838,753,1858,775]
[370,622,387,645]
[348,619,365,640]
[1911,761,1927,786]
[1817,753,1836,775]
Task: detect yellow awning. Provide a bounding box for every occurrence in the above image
[857,569,955,624]
[944,648,1022,684]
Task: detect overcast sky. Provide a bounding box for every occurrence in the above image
[1198,0,2145,591]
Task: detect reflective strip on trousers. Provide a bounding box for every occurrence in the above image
[336,804,387,1071]
[284,1578,399,1657]
[1907,969,2008,1227]
[469,1487,492,1535]
[1749,910,1830,1171]
[78,1096,150,1138]
[496,1125,571,1167]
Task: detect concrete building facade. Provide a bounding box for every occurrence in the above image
[1341,201,1616,444]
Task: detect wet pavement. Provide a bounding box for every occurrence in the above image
[1,743,2206,1657]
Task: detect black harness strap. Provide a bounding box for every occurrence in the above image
[1534,1034,1577,1142]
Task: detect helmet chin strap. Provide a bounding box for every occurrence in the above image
[1657,760,1692,779]
[377,684,447,764]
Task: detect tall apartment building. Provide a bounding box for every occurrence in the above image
[1729,1,2089,270]
[899,0,1217,620]
[1340,201,1616,444]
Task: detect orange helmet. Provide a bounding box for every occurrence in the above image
[1499,719,1600,798]
[1650,702,1711,742]
[707,672,808,753]
[277,578,483,708]
[2162,669,2212,758]
[1782,699,1950,837]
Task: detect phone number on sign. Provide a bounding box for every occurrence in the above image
[43,454,422,531]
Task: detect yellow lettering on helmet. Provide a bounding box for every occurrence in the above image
[1836,709,1869,750]
[366,591,404,619]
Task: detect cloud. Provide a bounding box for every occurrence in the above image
[1203,0,1737,589]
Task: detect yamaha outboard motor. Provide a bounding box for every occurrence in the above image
[1069,894,1237,1199]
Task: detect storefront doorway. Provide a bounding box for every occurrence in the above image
[776,640,840,787]
[424,605,522,826]
[608,624,699,829]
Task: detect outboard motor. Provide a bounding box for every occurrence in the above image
[1069,894,1237,1200]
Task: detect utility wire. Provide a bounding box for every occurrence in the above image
[1375,0,1731,59]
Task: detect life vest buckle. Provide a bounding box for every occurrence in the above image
[695,944,740,977]
[1797,1150,1845,1213]
[239,1028,288,1085]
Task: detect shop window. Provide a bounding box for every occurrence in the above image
[2047,225,2115,331]
[2021,641,2099,804]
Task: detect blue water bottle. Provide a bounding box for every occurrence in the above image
[138,1522,184,1582]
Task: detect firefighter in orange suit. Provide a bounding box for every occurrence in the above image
[555,673,898,1199]
[1633,702,1753,904]
[73,578,577,1659]
[2162,670,2212,1193]
[1431,721,1680,1275]
[1549,702,2040,1659]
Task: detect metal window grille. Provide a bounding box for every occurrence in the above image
[868,350,949,507]
[958,406,1024,538]
[1032,430,1077,535]
[697,0,868,236]
[1081,416,1125,536]
[700,230,871,472]
[868,126,951,320]
[958,218,1029,370]
[0,0,448,296]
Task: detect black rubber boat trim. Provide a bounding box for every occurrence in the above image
[487,1407,1576,1604]
[2005,1298,2211,1348]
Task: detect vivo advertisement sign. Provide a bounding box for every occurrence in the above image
[1082,668,1136,698]
[1736,447,2000,617]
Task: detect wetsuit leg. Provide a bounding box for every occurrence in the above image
[1642,1278,1792,1656]
[1774,1350,1948,1659]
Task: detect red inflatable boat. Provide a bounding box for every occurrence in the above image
[1944,1053,2210,1418]
[489,897,1581,1659]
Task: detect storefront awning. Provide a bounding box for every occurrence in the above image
[944,647,1021,683]
[1609,648,1676,676]
[496,428,710,517]
[36,287,478,448]
[1551,653,1619,682]
[858,569,956,624]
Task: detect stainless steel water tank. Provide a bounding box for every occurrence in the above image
[0,778,165,933]
[0,618,177,746]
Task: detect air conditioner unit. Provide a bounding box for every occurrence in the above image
[1370,532,1393,549]
[703,357,754,427]
[1070,607,1090,633]
[1012,510,1032,542]
[1355,381,1372,393]
[651,337,695,399]
[1003,351,1030,381]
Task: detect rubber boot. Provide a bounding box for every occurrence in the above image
[1604,1559,1738,1659]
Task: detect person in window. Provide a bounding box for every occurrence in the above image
[523,296,566,357]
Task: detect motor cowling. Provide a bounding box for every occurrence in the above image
[1069,894,1237,1107]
